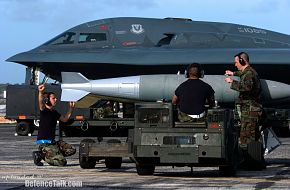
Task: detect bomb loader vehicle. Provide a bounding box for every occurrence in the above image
[79,102,250,176]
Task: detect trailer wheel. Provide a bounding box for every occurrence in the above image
[16,121,31,136]
[79,139,97,169]
[105,157,122,169]
[219,110,238,177]
[104,139,122,169]
[136,163,155,175]
[219,165,236,177]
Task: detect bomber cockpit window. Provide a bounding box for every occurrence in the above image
[79,33,107,43]
[169,33,188,47]
[46,32,76,45]
[156,34,175,47]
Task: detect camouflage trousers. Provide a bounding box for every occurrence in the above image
[38,140,76,166]
[178,110,205,122]
[235,101,262,149]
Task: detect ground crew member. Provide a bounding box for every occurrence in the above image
[172,63,215,122]
[225,52,265,169]
[32,84,76,166]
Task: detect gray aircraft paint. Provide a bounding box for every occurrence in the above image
[6,17,290,86]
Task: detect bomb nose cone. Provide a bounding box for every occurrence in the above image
[261,80,290,100]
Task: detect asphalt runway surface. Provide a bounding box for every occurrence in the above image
[0,124,289,190]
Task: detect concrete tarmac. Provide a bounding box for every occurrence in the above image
[0,124,289,189]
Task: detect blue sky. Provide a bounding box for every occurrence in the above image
[1,0,289,84]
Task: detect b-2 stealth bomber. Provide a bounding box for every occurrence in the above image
[6,17,290,85]
[6,17,290,138]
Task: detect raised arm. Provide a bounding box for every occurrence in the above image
[38,84,46,111]
[59,102,75,122]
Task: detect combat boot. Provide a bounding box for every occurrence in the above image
[32,151,44,166]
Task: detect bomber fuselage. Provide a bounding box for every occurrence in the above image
[6,17,290,84]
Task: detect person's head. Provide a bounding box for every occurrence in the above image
[186,63,204,78]
[234,52,249,71]
[43,92,57,107]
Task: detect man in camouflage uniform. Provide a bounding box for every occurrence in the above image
[32,84,76,166]
[225,52,265,169]
[38,140,76,166]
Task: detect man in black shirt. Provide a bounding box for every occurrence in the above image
[172,63,215,122]
[33,84,76,166]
